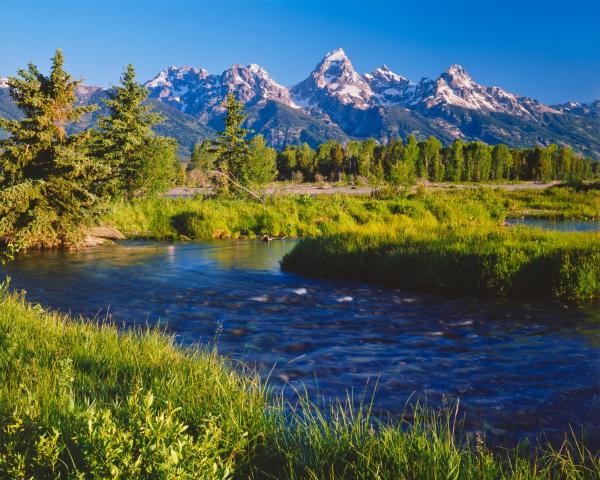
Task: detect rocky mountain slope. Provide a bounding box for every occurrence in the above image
[1,49,600,158]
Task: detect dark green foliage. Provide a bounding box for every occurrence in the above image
[93,64,179,198]
[212,96,278,189]
[0,49,104,248]
[270,135,596,185]
[213,93,251,185]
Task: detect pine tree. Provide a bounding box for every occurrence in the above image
[0,49,104,248]
[93,64,172,198]
[214,93,251,185]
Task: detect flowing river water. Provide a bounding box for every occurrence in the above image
[2,221,600,449]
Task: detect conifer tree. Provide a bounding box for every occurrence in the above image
[214,93,251,185]
[94,64,174,198]
[0,49,104,248]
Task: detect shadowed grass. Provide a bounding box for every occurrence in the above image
[282,226,600,301]
[0,292,598,478]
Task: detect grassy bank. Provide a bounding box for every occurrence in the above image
[103,186,600,241]
[0,292,598,479]
[282,226,600,301]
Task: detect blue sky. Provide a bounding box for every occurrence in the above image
[1,0,599,104]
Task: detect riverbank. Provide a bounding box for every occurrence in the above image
[103,186,600,241]
[0,292,597,478]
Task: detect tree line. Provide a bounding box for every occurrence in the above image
[189,135,597,186]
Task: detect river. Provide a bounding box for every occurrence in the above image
[3,238,600,449]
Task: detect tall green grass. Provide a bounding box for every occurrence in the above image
[0,292,598,479]
[282,226,600,301]
[103,189,507,240]
[103,187,600,241]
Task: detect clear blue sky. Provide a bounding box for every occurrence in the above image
[1,0,599,104]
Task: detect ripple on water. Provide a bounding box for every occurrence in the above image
[2,239,600,450]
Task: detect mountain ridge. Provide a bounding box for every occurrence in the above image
[1,49,599,159]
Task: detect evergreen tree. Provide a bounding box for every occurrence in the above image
[94,64,176,198]
[0,49,104,248]
[213,93,251,185]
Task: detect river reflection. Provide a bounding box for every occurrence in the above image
[3,240,600,449]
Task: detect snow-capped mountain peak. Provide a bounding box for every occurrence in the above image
[145,65,209,89]
[364,65,415,106]
[291,48,373,111]
[441,64,477,89]
[145,62,298,116]
[406,64,559,118]
[219,63,297,108]
[0,77,9,89]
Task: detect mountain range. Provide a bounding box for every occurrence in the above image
[1,48,600,158]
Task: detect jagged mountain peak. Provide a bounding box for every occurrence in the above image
[144,61,298,116]
[219,63,296,108]
[440,64,477,90]
[368,64,409,83]
[323,47,349,62]
[314,47,364,87]
[291,48,373,110]
[444,64,469,76]
[145,65,209,89]
[407,64,560,119]
[364,65,415,107]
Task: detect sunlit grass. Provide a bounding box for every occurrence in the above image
[0,292,598,478]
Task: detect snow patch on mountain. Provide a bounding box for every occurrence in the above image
[364,65,416,106]
[0,78,9,89]
[410,64,561,119]
[291,48,373,111]
[145,63,299,115]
